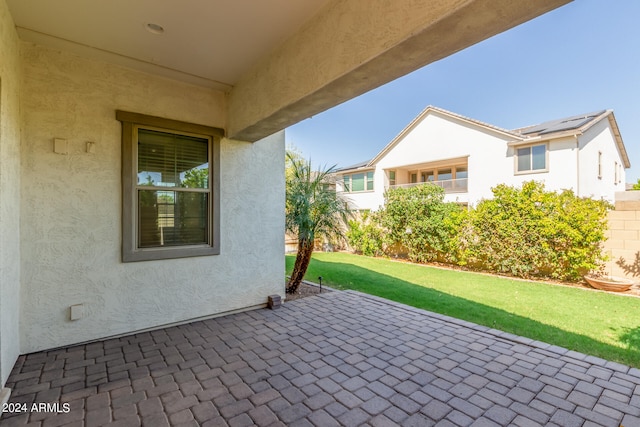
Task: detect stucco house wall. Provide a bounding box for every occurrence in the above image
[0,0,21,387]
[341,110,520,210]
[342,185,381,212]
[506,119,627,203]
[578,118,627,201]
[507,136,578,195]
[338,108,627,212]
[378,113,516,204]
[18,43,284,354]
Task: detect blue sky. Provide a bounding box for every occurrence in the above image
[286,0,640,182]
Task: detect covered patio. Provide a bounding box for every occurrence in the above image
[3,291,639,426]
[1,0,575,393]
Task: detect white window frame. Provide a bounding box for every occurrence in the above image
[515,143,548,174]
[619,163,623,184]
[598,151,603,179]
[343,171,374,192]
[117,111,222,262]
[388,170,396,187]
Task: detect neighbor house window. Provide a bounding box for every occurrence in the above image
[598,151,602,179]
[367,172,374,190]
[455,167,468,180]
[388,170,396,186]
[437,168,453,181]
[454,167,468,191]
[619,163,623,184]
[343,172,374,192]
[516,144,547,173]
[117,111,222,262]
[421,171,435,182]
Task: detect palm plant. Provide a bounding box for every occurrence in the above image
[285,153,351,294]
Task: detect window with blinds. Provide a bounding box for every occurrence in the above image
[117,110,222,262]
[516,143,547,173]
[137,129,209,248]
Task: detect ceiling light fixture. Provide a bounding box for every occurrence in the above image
[145,23,165,34]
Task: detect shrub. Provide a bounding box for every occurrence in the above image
[347,181,610,282]
[346,212,385,257]
[378,184,463,263]
[458,181,610,281]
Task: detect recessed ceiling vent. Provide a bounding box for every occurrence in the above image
[145,23,165,34]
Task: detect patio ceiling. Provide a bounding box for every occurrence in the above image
[6,0,572,141]
[6,0,330,91]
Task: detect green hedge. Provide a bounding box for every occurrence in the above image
[346,181,611,281]
[378,184,462,263]
[346,212,385,257]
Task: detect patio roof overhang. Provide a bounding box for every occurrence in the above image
[228,0,572,141]
[7,0,572,142]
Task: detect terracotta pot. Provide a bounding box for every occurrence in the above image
[584,275,634,292]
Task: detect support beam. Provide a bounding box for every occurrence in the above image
[228,0,570,142]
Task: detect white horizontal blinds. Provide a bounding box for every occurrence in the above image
[138,191,208,247]
[137,128,208,188]
[136,128,210,248]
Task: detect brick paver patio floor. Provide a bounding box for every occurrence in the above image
[3,290,640,426]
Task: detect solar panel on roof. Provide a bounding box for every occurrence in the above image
[520,110,605,136]
[335,160,370,172]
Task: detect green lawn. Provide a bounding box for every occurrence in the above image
[286,252,640,368]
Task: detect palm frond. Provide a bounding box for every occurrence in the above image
[285,153,351,243]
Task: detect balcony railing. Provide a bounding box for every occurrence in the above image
[389,178,468,193]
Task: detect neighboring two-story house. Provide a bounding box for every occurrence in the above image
[336,106,630,209]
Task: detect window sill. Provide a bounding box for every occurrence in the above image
[123,245,220,262]
[514,169,548,176]
[341,190,375,194]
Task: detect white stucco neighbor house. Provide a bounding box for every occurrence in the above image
[336,106,630,210]
[0,0,571,395]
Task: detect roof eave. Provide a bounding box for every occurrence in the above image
[507,129,584,146]
[606,112,631,168]
[335,165,376,174]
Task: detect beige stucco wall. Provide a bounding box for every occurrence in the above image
[604,193,640,283]
[19,43,284,354]
[0,0,22,387]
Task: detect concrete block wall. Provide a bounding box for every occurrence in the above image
[603,192,640,282]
